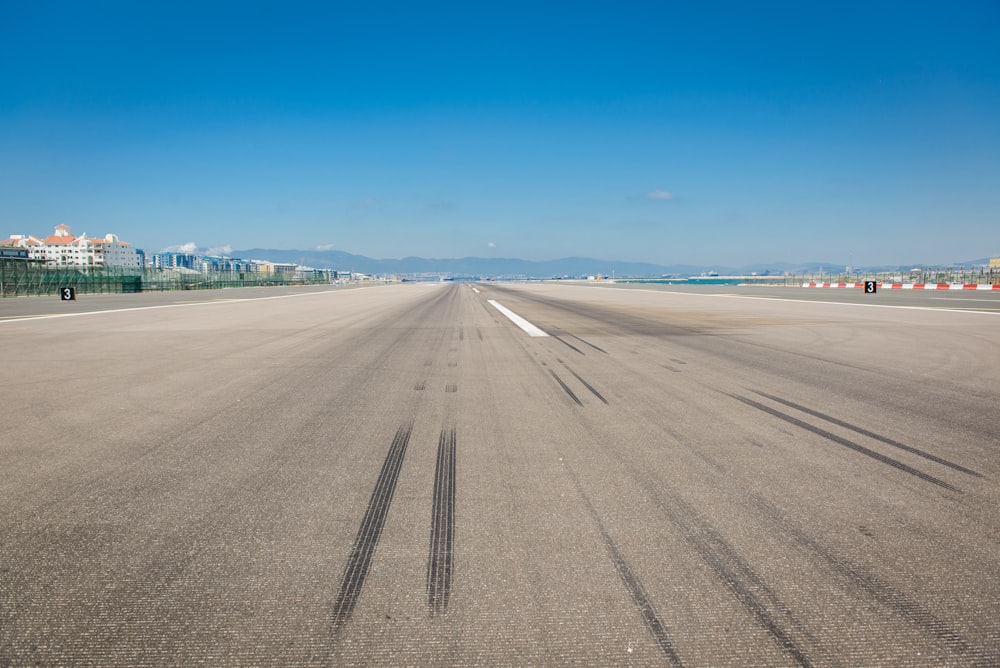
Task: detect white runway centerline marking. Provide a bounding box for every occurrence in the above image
[487,299,549,337]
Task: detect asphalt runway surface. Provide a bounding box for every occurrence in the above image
[1,282,998,666]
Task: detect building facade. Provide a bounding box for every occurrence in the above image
[1,225,141,269]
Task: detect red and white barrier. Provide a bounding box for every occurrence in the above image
[801,282,1000,290]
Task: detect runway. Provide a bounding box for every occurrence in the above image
[1,282,998,665]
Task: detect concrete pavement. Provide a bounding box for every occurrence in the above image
[1,282,997,665]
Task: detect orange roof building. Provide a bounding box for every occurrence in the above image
[3,225,141,268]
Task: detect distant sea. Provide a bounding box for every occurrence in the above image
[620,278,749,285]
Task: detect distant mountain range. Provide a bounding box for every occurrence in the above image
[232,249,995,278]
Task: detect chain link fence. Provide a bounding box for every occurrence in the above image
[763,267,1000,286]
[585,267,1000,287]
[0,260,340,297]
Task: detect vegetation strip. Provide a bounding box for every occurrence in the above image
[332,424,412,632]
[427,428,457,614]
[730,395,958,491]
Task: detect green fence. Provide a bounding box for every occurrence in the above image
[0,260,337,297]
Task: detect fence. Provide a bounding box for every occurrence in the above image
[767,267,1000,287]
[0,260,339,297]
[589,267,1000,288]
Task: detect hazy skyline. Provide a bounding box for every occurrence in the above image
[2,2,998,267]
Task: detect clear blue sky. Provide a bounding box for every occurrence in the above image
[2,1,998,267]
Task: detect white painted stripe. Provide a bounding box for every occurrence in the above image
[576,286,1000,315]
[0,286,385,324]
[487,299,549,337]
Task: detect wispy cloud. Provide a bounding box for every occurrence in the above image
[644,189,674,200]
[487,241,496,248]
[315,243,335,251]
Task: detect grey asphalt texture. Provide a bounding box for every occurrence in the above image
[1,282,998,666]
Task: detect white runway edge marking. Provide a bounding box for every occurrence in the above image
[487,299,549,337]
[0,286,385,324]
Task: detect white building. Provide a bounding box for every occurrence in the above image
[1,225,141,269]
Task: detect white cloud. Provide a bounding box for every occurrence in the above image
[161,241,199,253]
[206,244,232,256]
[488,241,496,248]
[316,243,335,251]
[645,189,674,200]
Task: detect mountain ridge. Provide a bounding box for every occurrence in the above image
[231,248,995,277]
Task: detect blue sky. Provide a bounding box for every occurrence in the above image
[2,1,998,267]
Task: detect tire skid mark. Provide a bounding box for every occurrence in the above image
[553,334,585,355]
[332,424,413,633]
[741,491,976,659]
[427,428,457,614]
[548,369,583,406]
[414,381,426,391]
[635,473,818,666]
[564,464,683,666]
[570,333,608,354]
[729,394,959,492]
[752,391,982,478]
[560,364,609,405]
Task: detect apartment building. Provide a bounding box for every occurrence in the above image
[1,225,141,269]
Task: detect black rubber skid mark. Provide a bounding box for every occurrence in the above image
[751,390,981,477]
[548,370,583,406]
[730,394,959,492]
[563,365,609,405]
[644,483,815,667]
[741,492,974,658]
[568,469,683,666]
[553,335,584,355]
[571,333,608,354]
[332,424,412,633]
[427,428,457,614]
